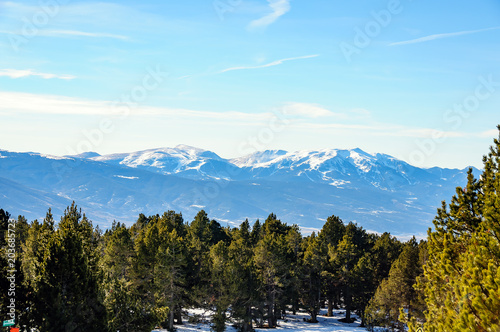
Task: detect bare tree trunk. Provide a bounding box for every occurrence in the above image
[168,309,174,331]
[175,306,182,325]
[267,289,276,328]
[258,302,264,327]
[241,305,253,332]
[327,297,334,316]
[310,310,318,323]
[345,286,352,322]
[267,300,273,327]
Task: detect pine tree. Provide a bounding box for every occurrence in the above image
[318,214,345,316]
[250,219,262,245]
[132,211,188,331]
[186,210,215,311]
[299,233,322,323]
[20,210,55,326]
[253,213,291,328]
[154,229,187,331]
[412,126,500,331]
[209,241,230,332]
[101,221,144,331]
[226,220,257,332]
[330,222,372,322]
[0,209,13,326]
[366,237,423,330]
[284,224,302,316]
[36,203,106,331]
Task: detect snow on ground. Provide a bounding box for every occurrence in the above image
[152,308,378,332]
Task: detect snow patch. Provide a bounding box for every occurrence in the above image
[329,180,351,187]
[151,308,371,332]
[114,175,139,180]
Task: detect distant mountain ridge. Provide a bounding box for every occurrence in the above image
[0,146,479,238]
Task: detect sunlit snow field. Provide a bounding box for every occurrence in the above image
[152,308,383,332]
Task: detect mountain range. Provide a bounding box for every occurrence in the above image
[0,145,478,238]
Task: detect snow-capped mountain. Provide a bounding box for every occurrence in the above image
[231,148,433,191]
[0,146,479,238]
[88,145,241,180]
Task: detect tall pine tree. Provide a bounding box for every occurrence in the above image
[412,126,500,331]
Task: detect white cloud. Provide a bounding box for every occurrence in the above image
[478,129,499,138]
[40,30,129,40]
[349,108,372,118]
[281,102,336,118]
[390,27,500,46]
[0,29,128,40]
[295,122,466,139]
[0,69,75,80]
[0,91,474,143]
[0,91,271,124]
[248,0,291,30]
[218,54,319,74]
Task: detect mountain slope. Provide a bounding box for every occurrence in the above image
[0,147,478,237]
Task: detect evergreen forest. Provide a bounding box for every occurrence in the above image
[1,126,500,332]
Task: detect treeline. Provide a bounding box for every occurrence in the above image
[0,205,425,332]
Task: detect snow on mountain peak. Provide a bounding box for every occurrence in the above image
[69,151,101,159]
[174,144,206,154]
[230,150,288,167]
[0,146,479,237]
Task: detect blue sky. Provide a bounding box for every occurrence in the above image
[1,0,499,168]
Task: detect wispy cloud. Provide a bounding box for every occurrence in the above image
[248,0,291,30]
[0,29,128,40]
[296,122,466,139]
[478,129,499,138]
[390,27,500,46]
[281,102,338,118]
[218,54,319,74]
[0,69,75,80]
[0,91,270,123]
[40,30,129,40]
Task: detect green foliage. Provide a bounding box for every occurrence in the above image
[32,203,106,331]
[413,126,500,332]
[0,204,412,332]
[226,220,256,332]
[328,222,373,322]
[253,214,292,328]
[299,233,321,322]
[209,241,230,332]
[366,237,424,330]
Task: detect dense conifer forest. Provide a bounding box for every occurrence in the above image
[1,126,499,332]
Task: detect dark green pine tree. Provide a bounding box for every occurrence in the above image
[132,210,188,331]
[154,229,187,331]
[0,209,12,325]
[209,241,231,332]
[36,203,106,331]
[284,224,303,316]
[250,219,262,246]
[20,210,55,327]
[253,213,291,328]
[365,237,423,330]
[186,210,216,311]
[226,220,257,332]
[6,215,31,328]
[101,221,144,331]
[328,222,370,322]
[352,233,402,328]
[318,214,345,316]
[299,232,322,323]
